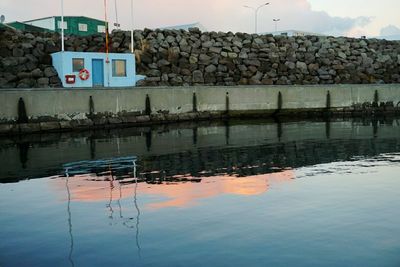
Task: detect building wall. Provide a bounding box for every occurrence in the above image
[53,17,106,36]
[0,84,399,121]
[24,16,105,36]
[260,30,326,37]
[158,22,207,32]
[51,51,136,88]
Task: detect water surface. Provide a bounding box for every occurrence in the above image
[1,119,400,267]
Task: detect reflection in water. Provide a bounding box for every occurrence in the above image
[62,157,142,256]
[39,118,400,216]
[62,156,137,179]
[51,169,293,209]
[134,177,141,257]
[89,137,96,160]
[116,137,121,155]
[193,127,198,146]
[2,119,400,267]
[18,142,30,169]
[373,119,378,138]
[65,170,75,267]
[38,118,400,210]
[325,120,331,139]
[107,168,114,224]
[277,120,282,141]
[225,121,230,146]
[145,131,152,152]
[2,118,400,183]
[117,183,123,219]
[295,153,400,179]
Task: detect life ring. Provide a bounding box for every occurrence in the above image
[79,68,90,81]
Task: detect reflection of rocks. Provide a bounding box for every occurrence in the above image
[139,135,400,180]
[71,113,88,120]
[2,119,400,183]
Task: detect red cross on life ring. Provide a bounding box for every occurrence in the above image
[79,68,90,81]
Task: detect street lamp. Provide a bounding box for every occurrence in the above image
[114,0,120,29]
[243,2,270,34]
[273,18,280,32]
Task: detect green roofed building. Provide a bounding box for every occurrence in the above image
[22,16,107,36]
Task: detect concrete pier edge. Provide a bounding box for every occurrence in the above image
[1,84,400,136]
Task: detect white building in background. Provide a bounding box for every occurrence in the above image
[373,35,400,41]
[156,22,207,32]
[261,29,326,37]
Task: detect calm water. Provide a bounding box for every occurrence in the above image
[1,119,400,267]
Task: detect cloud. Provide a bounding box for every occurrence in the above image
[0,0,373,36]
[287,9,372,36]
[380,25,400,36]
[145,0,372,36]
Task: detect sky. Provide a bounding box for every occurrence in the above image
[0,0,399,37]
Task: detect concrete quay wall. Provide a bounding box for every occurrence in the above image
[0,84,399,135]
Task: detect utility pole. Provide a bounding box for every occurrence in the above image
[130,0,134,53]
[243,2,270,34]
[61,0,65,51]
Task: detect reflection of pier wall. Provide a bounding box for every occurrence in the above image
[1,120,400,181]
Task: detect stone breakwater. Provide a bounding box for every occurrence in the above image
[0,29,62,88]
[1,27,400,88]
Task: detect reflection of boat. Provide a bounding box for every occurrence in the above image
[63,156,137,177]
[62,155,142,258]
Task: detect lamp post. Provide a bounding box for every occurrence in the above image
[273,18,280,32]
[114,0,120,29]
[243,2,269,34]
